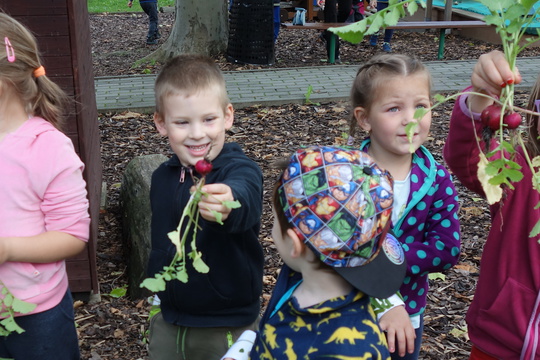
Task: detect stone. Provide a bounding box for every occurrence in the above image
[120,154,168,299]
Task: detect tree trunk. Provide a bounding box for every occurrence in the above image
[142,0,228,63]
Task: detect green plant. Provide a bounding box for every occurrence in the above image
[108,285,128,298]
[332,0,540,237]
[0,281,37,336]
[140,156,241,292]
[304,85,321,106]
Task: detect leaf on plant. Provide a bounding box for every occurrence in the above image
[479,0,514,12]
[190,251,210,274]
[530,218,540,238]
[140,277,166,292]
[477,153,503,205]
[434,93,446,103]
[167,229,182,256]
[407,0,418,15]
[109,286,127,298]
[11,298,36,314]
[223,200,241,209]
[212,210,224,225]
[1,317,25,335]
[405,122,418,153]
[175,269,188,283]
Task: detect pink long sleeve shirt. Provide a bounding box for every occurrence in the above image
[0,117,90,315]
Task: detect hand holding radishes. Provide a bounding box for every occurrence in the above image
[196,183,234,223]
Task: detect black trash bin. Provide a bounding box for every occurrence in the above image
[227,0,275,65]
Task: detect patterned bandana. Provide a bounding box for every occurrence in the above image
[277,146,406,297]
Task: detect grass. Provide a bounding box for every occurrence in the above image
[88,0,175,14]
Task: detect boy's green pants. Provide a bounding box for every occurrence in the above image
[148,312,259,360]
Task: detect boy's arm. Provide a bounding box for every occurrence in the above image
[206,160,263,233]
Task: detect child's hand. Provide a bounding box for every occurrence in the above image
[378,305,416,356]
[127,0,133,8]
[370,0,377,7]
[197,184,234,222]
[469,50,522,113]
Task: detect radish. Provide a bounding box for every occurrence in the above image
[504,112,522,130]
[195,159,213,176]
[480,104,503,131]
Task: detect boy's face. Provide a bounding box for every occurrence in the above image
[154,86,234,167]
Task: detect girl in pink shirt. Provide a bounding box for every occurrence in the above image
[0,12,90,359]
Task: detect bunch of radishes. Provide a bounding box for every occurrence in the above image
[480,104,522,131]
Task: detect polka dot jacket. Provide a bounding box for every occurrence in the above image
[361,140,461,317]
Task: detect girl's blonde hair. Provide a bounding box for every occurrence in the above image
[348,53,432,138]
[525,73,540,158]
[0,12,69,130]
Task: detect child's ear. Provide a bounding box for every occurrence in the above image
[153,112,168,136]
[353,106,371,132]
[224,103,234,130]
[286,228,306,258]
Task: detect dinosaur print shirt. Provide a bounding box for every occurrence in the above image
[250,267,391,359]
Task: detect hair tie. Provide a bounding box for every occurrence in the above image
[33,65,46,78]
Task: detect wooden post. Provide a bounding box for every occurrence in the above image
[0,1,102,298]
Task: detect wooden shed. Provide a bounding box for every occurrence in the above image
[0,1,102,297]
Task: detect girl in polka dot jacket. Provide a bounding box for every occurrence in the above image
[348,53,461,360]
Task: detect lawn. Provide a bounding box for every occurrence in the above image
[88,0,175,14]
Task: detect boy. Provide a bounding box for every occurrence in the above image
[223,145,407,360]
[147,54,264,360]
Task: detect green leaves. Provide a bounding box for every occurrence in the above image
[108,286,127,298]
[0,282,37,336]
[140,175,242,292]
[330,0,426,43]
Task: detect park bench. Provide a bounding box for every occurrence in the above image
[281,20,491,63]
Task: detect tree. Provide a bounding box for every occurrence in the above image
[142,0,228,63]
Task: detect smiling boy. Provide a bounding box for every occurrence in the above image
[146,54,264,360]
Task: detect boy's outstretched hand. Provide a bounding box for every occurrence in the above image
[379,305,416,357]
[197,184,234,222]
[469,50,522,114]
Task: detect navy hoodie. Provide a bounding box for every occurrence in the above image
[148,143,264,327]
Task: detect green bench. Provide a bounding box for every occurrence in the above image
[281,20,491,63]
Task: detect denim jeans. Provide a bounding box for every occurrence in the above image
[140,0,160,41]
[0,290,80,360]
[373,1,394,43]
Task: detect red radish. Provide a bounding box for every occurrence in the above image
[481,104,503,131]
[195,159,213,176]
[503,112,522,129]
